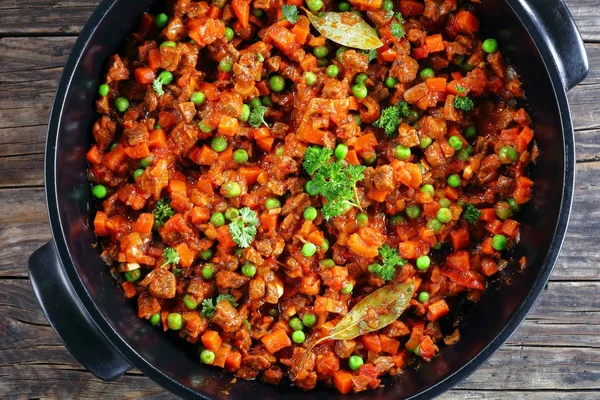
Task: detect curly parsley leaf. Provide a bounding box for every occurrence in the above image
[200,294,238,318]
[152,78,165,96]
[373,102,410,136]
[282,5,299,24]
[228,207,259,248]
[248,104,268,128]
[391,22,405,39]
[454,95,474,111]
[161,247,180,268]
[366,49,378,63]
[370,244,407,281]
[303,146,333,176]
[456,85,467,94]
[256,52,265,62]
[462,203,482,225]
[153,198,175,227]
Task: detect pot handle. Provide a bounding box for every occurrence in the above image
[28,241,133,381]
[523,0,589,90]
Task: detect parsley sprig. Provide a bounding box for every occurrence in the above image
[228,207,259,248]
[201,294,238,318]
[281,5,299,24]
[161,247,180,268]
[303,146,366,220]
[369,244,407,281]
[462,203,482,225]
[391,13,405,39]
[248,104,268,128]
[373,102,410,136]
[153,198,175,227]
[454,95,474,111]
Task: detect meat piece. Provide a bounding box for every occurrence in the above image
[424,141,446,167]
[249,277,266,300]
[281,193,310,215]
[234,328,252,351]
[162,17,187,41]
[187,277,212,301]
[398,123,420,147]
[340,50,369,74]
[122,120,149,146]
[421,116,447,140]
[171,123,199,156]
[92,116,117,150]
[106,55,129,83]
[218,92,244,118]
[144,89,159,112]
[211,299,243,333]
[216,270,250,289]
[178,102,196,123]
[137,292,160,319]
[477,154,501,183]
[159,45,182,72]
[139,159,169,200]
[373,165,395,191]
[335,340,357,358]
[389,55,419,83]
[148,268,177,299]
[262,366,283,385]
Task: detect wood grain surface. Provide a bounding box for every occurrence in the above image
[0,1,598,399]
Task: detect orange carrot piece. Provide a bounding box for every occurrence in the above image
[202,330,222,352]
[261,329,291,354]
[122,282,136,298]
[175,242,195,267]
[380,335,400,355]
[333,370,354,394]
[133,213,154,234]
[148,129,167,148]
[218,116,239,136]
[231,0,250,29]
[94,211,108,236]
[425,34,444,53]
[426,299,450,322]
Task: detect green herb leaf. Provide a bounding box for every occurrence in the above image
[161,247,180,268]
[153,198,175,226]
[390,22,405,39]
[462,203,482,225]
[366,49,378,63]
[248,104,268,128]
[373,102,410,136]
[282,4,299,24]
[369,244,406,281]
[152,78,165,96]
[454,96,474,111]
[228,207,259,248]
[303,146,333,175]
[305,10,383,50]
[200,293,238,318]
[456,85,467,93]
[257,52,265,62]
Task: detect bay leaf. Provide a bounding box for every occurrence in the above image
[305,10,384,50]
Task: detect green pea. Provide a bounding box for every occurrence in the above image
[508,198,521,213]
[108,142,118,151]
[427,218,442,233]
[320,238,330,252]
[406,205,421,219]
[420,137,433,149]
[455,55,466,65]
[276,147,284,156]
[326,64,339,78]
[382,0,394,11]
[416,255,431,270]
[124,269,141,282]
[223,182,241,198]
[419,68,435,80]
[200,249,213,260]
[313,45,329,58]
[409,111,420,122]
[266,198,281,210]
[357,213,368,227]
[139,156,153,168]
[432,241,442,250]
[98,84,110,97]
[155,13,169,28]
[341,282,353,295]
[211,136,228,153]
[492,234,508,250]
[183,294,198,310]
[482,38,499,53]
[363,154,377,165]
[466,145,474,154]
[395,145,411,160]
[236,104,251,122]
[457,149,469,162]
[448,136,463,150]
[355,73,369,85]
[167,313,183,330]
[352,84,368,99]
[190,91,206,106]
[447,174,461,188]
[159,70,174,85]
[421,184,435,196]
[224,27,235,41]
[336,46,347,61]
[250,98,262,109]
[200,349,215,364]
[385,76,398,88]
[437,207,453,223]
[303,207,318,221]
[262,96,272,106]
[334,143,349,160]
[304,72,317,86]
[348,355,363,371]
[418,291,430,303]
[160,41,177,49]
[354,115,362,126]
[150,313,161,326]
[302,313,317,328]
[306,0,323,11]
[338,1,351,11]
[198,120,214,133]
[219,58,233,72]
[301,242,317,257]
[224,207,239,220]
[292,330,306,344]
[289,317,304,331]
[391,215,404,226]
[251,8,264,17]
[320,259,335,268]
[115,97,129,112]
[202,263,216,279]
[495,202,513,220]
[269,75,285,92]
[92,184,107,199]
[305,180,320,196]
[499,146,518,164]
[241,262,257,277]
[233,149,249,164]
[465,126,477,138]
[439,198,451,208]
[210,212,225,227]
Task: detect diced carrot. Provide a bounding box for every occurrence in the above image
[207,5,222,19]
[350,0,382,11]
[351,133,378,154]
[148,129,167,149]
[225,351,242,371]
[501,219,519,238]
[412,44,429,59]
[450,227,470,250]
[257,136,275,152]
[481,237,495,255]
[301,274,321,295]
[124,143,150,159]
[454,10,480,34]
[425,34,444,53]
[418,335,436,359]
[423,202,441,219]
[238,166,263,185]
[444,185,459,200]
[419,227,437,247]
[426,299,450,322]
[451,71,464,81]
[381,48,397,62]
[218,116,239,136]
[518,126,534,147]
[392,350,407,368]
[86,144,103,165]
[213,344,231,368]
[485,219,503,234]
[231,0,250,29]
[308,230,325,246]
[218,147,233,163]
[380,336,400,355]
[346,149,360,165]
[300,53,318,71]
[480,208,496,222]
[348,233,379,258]
[261,329,291,354]
[193,145,219,165]
[292,16,310,45]
[481,257,498,277]
[202,330,222,352]
[105,145,127,172]
[190,206,210,224]
[301,128,327,146]
[398,240,423,259]
[94,211,108,236]
[399,0,425,16]
[446,250,471,272]
[405,321,424,350]
[367,188,389,202]
[175,242,195,267]
[158,110,179,130]
[513,176,534,204]
[260,212,278,231]
[197,179,214,195]
[122,281,136,298]
[333,370,354,394]
[148,48,161,71]
[197,83,219,101]
[216,225,237,248]
[134,67,156,84]
[188,18,226,47]
[133,213,154,234]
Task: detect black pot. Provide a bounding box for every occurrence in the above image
[28,0,588,398]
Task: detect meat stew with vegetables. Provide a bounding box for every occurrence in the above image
[87,0,536,394]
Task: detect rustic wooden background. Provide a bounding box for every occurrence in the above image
[0,1,599,399]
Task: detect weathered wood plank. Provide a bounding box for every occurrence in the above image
[565,0,600,42]
[446,390,600,399]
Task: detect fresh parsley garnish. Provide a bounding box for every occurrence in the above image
[161,247,180,268]
[456,85,467,94]
[281,5,299,24]
[373,102,410,136]
[153,198,175,227]
[152,73,172,96]
[257,52,265,62]
[369,244,407,281]
[366,49,378,63]
[454,95,474,111]
[391,22,405,39]
[200,294,238,318]
[462,203,482,225]
[248,104,268,128]
[228,207,259,248]
[303,146,366,220]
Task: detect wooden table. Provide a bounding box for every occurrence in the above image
[1,1,599,398]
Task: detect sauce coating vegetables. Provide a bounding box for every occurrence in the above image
[88,0,536,393]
